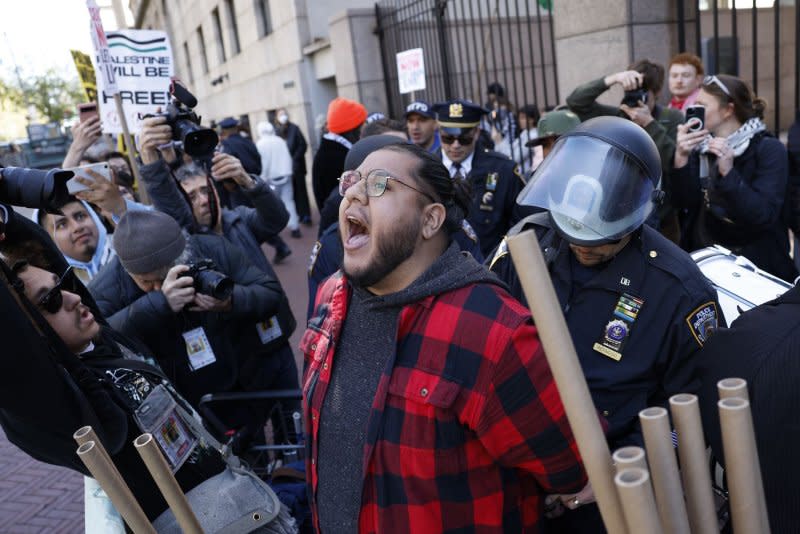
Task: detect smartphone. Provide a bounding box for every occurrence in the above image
[65,162,110,194]
[685,105,705,132]
[77,102,99,123]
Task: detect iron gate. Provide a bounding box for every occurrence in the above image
[376,0,559,120]
[676,0,800,133]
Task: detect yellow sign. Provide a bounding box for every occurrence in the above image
[70,50,97,102]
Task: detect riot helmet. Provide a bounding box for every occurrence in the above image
[516,116,663,246]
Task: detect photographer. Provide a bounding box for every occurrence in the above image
[88,210,285,439]
[136,116,299,400]
[566,60,684,241]
[672,74,797,282]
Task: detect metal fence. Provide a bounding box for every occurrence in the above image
[375,0,559,120]
[678,0,800,133]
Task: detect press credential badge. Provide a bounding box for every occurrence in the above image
[182,327,216,370]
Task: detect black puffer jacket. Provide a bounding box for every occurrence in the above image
[89,233,283,405]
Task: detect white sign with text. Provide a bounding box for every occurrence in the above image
[93,30,174,134]
[396,48,426,94]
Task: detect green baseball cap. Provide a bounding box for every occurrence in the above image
[526,110,580,147]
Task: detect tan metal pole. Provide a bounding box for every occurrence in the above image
[133,433,203,534]
[639,407,691,534]
[507,230,627,534]
[76,440,156,533]
[719,397,771,534]
[612,446,646,474]
[669,394,718,534]
[615,467,663,534]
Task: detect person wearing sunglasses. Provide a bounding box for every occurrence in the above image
[489,116,720,533]
[303,140,586,533]
[673,73,797,282]
[432,99,525,256]
[0,255,296,530]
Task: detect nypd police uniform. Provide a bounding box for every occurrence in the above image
[488,212,722,449]
[433,99,525,257]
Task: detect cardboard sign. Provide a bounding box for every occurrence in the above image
[396,48,426,94]
[70,50,98,102]
[92,29,174,134]
[87,0,117,95]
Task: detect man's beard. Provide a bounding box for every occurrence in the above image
[343,218,420,289]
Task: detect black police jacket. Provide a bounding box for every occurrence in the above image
[697,284,800,534]
[488,213,722,449]
[222,134,262,175]
[437,147,525,257]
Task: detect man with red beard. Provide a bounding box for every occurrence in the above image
[302,142,586,532]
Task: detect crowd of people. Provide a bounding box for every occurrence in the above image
[1,49,799,533]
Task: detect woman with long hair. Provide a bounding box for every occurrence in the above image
[672,74,797,281]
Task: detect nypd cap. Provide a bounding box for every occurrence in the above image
[404,100,436,119]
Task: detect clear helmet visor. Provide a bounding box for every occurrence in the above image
[517,135,657,245]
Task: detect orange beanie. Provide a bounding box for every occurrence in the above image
[327,97,368,134]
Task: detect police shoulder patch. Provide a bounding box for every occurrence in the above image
[686,301,719,347]
[308,241,322,276]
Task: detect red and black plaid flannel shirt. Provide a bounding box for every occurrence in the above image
[301,271,586,533]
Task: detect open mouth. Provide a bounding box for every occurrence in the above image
[344,214,370,250]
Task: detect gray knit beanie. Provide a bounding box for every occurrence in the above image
[113,210,186,274]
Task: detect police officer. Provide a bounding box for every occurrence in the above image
[433,99,525,256]
[488,116,722,531]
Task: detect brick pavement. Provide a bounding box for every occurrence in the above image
[0,427,83,534]
[0,225,320,533]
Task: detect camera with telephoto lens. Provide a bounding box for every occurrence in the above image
[0,167,72,211]
[142,80,218,161]
[621,87,649,108]
[185,259,234,300]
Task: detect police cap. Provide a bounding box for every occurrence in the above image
[404,100,436,119]
[432,99,488,134]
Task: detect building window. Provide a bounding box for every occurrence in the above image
[197,26,209,73]
[255,0,272,38]
[225,0,241,55]
[183,41,194,85]
[212,7,226,63]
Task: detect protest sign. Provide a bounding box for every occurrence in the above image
[70,50,97,102]
[93,30,174,134]
[87,0,117,95]
[396,48,426,95]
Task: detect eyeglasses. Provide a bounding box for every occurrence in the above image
[37,267,74,314]
[703,75,731,98]
[338,169,438,203]
[440,132,475,146]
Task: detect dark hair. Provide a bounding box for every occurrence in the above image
[702,74,766,123]
[518,104,540,125]
[341,127,363,144]
[669,52,704,76]
[104,151,130,164]
[360,118,407,139]
[174,162,207,183]
[379,143,470,236]
[628,59,665,95]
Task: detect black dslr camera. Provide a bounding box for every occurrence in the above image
[622,87,649,108]
[185,259,233,300]
[143,80,218,160]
